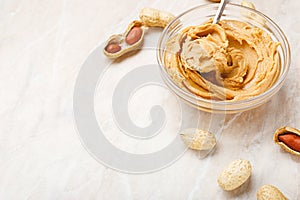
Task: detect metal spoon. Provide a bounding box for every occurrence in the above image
[212,0,230,24]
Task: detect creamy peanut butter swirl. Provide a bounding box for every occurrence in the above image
[164,20,280,101]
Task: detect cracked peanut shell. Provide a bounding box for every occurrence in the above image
[103,20,145,59]
[180,128,216,151]
[274,126,300,156]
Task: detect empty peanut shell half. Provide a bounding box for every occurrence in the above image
[257,185,288,200]
[180,128,216,151]
[103,20,144,59]
[139,7,175,28]
[217,159,252,191]
[274,126,300,156]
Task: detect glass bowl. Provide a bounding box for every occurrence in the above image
[157,3,290,113]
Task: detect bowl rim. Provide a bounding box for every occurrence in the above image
[157,3,291,109]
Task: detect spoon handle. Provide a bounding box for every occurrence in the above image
[213,0,230,24]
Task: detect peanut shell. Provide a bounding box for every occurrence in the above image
[139,7,175,28]
[241,0,255,9]
[240,1,267,26]
[103,20,144,59]
[180,128,216,151]
[274,126,300,156]
[217,159,252,191]
[257,185,288,200]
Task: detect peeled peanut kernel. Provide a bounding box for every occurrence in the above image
[105,43,121,53]
[125,27,143,45]
[278,134,300,152]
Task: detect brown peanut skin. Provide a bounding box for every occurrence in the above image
[125,27,143,45]
[278,134,300,152]
[105,43,121,53]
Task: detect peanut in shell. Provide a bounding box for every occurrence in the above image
[217,159,252,191]
[274,126,300,156]
[139,7,175,28]
[257,185,287,200]
[103,21,145,59]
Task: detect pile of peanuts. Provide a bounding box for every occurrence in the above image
[181,124,297,199]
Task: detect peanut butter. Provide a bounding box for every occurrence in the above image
[164,20,280,101]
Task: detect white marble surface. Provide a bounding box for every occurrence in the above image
[1,0,300,199]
